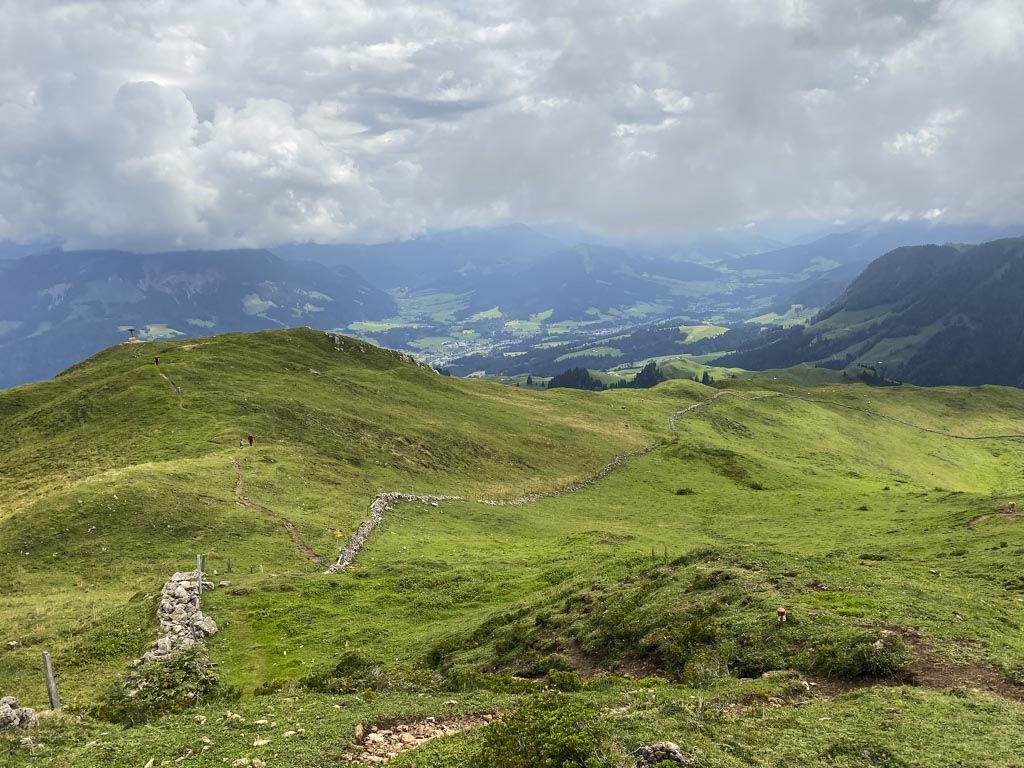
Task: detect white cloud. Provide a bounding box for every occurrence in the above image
[0,0,1022,248]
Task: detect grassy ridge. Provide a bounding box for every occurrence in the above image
[0,328,686,706]
[3,329,1024,766]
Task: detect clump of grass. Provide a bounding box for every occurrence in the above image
[301,651,441,695]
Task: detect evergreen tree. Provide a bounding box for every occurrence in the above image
[548,367,607,391]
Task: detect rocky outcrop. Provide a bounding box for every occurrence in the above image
[634,741,693,766]
[326,493,462,573]
[0,697,37,731]
[137,570,218,664]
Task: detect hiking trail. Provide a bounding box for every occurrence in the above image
[231,457,323,564]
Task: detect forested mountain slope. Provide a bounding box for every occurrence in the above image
[723,236,1024,386]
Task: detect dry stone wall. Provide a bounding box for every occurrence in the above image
[137,570,218,664]
[326,494,462,573]
[326,394,739,573]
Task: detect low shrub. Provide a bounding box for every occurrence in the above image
[473,695,616,768]
[802,631,910,679]
[96,648,232,725]
[544,669,583,692]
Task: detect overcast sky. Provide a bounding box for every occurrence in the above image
[1,0,1022,249]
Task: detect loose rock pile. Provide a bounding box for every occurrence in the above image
[634,742,693,766]
[0,697,37,731]
[343,715,494,765]
[138,570,218,664]
[326,493,462,573]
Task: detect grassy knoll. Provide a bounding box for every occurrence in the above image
[3,330,1024,766]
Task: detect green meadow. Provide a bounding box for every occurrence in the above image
[3,329,1024,766]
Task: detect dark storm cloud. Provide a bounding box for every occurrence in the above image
[0,0,1021,248]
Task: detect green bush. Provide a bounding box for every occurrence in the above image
[802,631,910,679]
[544,669,583,692]
[97,648,231,725]
[473,695,615,768]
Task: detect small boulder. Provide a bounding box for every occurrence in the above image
[634,741,693,767]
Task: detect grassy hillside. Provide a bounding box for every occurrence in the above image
[3,330,1024,766]
[0,329,682,705]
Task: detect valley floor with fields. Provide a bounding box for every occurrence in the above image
[2,329,1024,767]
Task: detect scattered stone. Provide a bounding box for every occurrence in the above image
[634,742,693,766]
[253,738,270,747]
[18,737,33,750]
[342,715,493,764]
[0,697,37,731]
[4,641,21,651]
[283,730,297,738]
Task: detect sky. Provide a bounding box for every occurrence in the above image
[1,0,1023,250]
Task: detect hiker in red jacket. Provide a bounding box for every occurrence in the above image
[247,434,254,447]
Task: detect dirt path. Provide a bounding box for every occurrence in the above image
[157,370,184,407]
[231,458,323,564]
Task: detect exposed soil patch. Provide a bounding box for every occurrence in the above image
[792,629,1024,704]
[899,629,1024,702]
[966,508,1024,528]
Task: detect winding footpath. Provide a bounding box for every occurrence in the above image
[231,458,323,564]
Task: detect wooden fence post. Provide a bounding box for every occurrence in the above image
[42,651,61,710]
[197,554,207,599]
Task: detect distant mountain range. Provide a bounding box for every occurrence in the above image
[4,221,1024,390]
[274,224,565,291]
[722,236,1024,386]
[0,249,393,389]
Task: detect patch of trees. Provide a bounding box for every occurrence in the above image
[548,362,665,391]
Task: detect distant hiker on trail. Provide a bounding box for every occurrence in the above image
[239,438,244,448]
[154,356,159,365]
[247,434,254,447]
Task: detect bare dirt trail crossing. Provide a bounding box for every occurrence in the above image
[231,457,323,564]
